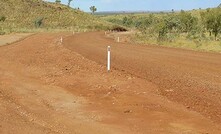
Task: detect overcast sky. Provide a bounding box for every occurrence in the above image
[46,0,221,12]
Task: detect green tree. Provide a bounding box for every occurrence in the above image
[135,14,156,33]
[68,0,73,7]
[122,17,133,26]
[90,6,97,14]
[164,15,181,32]
[55,0,61,4]
[201,8,221,40]
[178,11,198,33]
[156,21,168,41]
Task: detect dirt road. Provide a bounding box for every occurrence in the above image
[0,32,221,133]
[64,32,221,123]
[65,33,221,123]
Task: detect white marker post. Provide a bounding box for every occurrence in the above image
[117,37,120,42]
[107,46,111,72]
[60,37,63,44]
[73,31,75,35]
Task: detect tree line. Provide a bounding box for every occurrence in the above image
[107,8,221,41]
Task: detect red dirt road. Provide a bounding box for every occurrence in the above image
[0,32,221,133]
[64,32,221,124]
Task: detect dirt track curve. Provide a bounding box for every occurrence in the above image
[0,32,221,133]
[64,32,221,123]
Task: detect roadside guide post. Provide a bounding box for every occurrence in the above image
[107,46,111,72]
[60,36,63,44]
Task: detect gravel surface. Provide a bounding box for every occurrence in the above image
[0,32,220,133]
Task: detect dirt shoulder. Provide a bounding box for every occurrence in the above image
[0,32,220,133]
[0,33,34,47]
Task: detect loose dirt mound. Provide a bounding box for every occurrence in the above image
[0,32,221,133]
[110,26,128,32]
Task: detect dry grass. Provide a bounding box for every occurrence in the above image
[133,33,221,53]
[0,0,112,34]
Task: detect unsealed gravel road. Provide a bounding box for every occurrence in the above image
[65,31,221,123]
[0,32,221,133]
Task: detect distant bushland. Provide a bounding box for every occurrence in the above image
[100,7,221,52]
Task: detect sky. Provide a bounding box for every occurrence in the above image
[46,0,221,12]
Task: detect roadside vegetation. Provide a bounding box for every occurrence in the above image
[100,7,221,52]
[90,6,97,14]
[0,0,112,34]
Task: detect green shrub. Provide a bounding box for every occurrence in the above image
[156,21,168,41]
[0,16,6,22]
[178,11,198,33]
[0,31,5,35]
[34,17,44,28]
[122,17,133,27]
[201,8,221,40]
